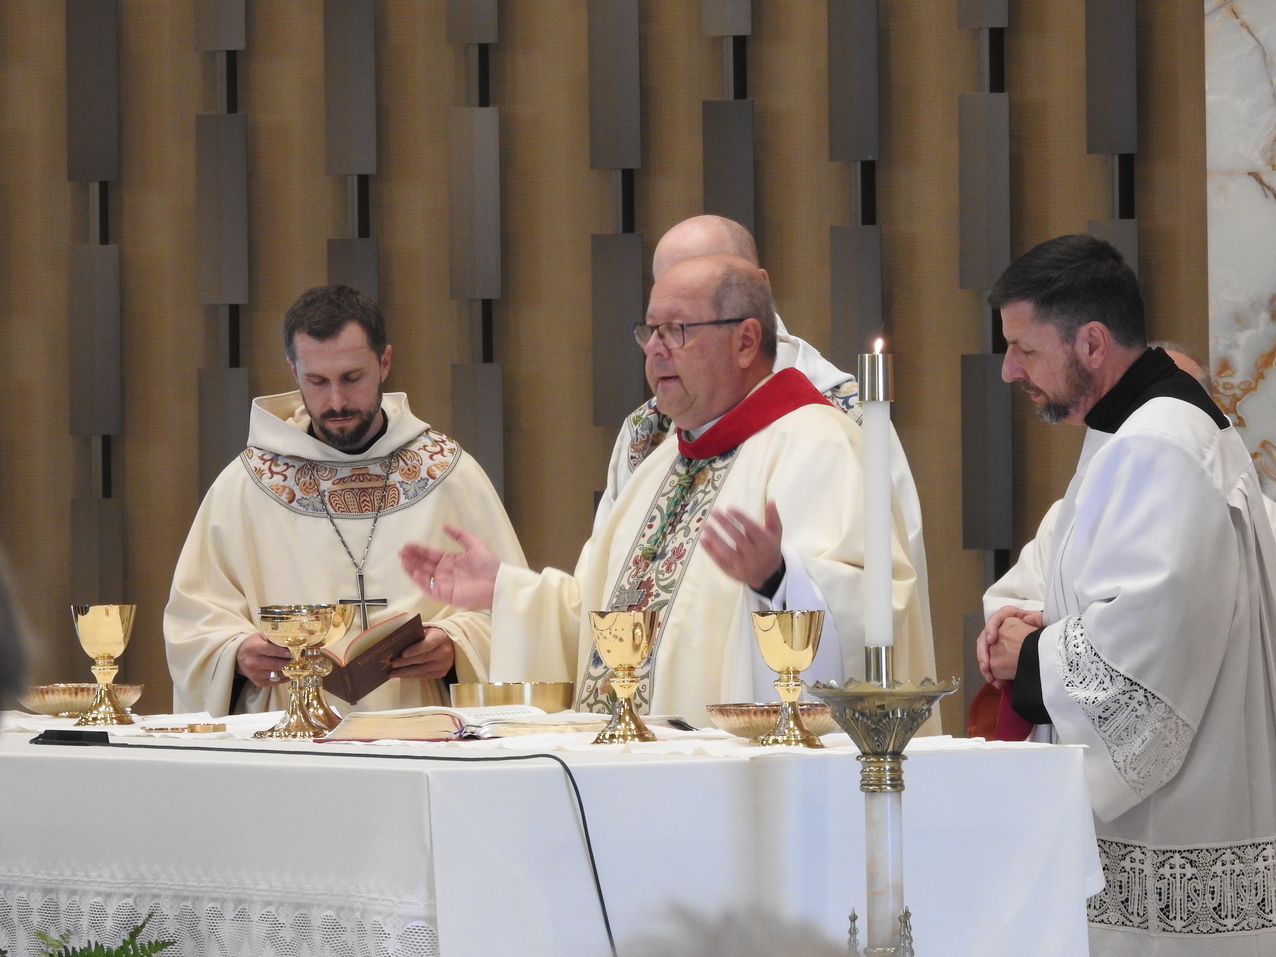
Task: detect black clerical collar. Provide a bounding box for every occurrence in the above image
[308,409,389,456]
[1084,347,1228,434]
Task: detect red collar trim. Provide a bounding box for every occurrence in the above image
[675,368,833,459]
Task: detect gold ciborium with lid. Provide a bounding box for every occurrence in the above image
[72,604,137,726]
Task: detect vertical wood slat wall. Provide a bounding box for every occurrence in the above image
[0,1,1206,734]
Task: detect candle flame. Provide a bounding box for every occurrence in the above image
[874,338,883,355]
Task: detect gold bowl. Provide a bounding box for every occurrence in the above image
[19,682,144,717]
[706,701,839,740]
[451,681,575,712]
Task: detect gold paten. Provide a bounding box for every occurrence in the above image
[589,610,658,744]
[705,701,839,739]
[187,723,226,734]
[750,610,825,748]
[253,604,341,740]
[72,605,138,726]
[451,681,575,711]
[20,682,143,718]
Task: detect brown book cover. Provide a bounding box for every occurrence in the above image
[321,613,425,704]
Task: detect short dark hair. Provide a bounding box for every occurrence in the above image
[988,234,1146,349]
[282,284,387,361]
[713,260,778,360]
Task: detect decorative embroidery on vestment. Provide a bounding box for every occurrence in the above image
[1057,615,1193,798]
[240,429,460,518]
[626,399,672,474]
[575,449,740,715]
[824,378,859,417]
[1088,837,1276,935]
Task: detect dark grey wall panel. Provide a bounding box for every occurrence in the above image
[958,92,1010,290]
[1085,0,1137,155]
[701,0,751,36]
[591,233,646,428]
[328,238,380,301]
[447,0,499,44]
[1088,219,1139,277]
[198,367,251,494]
[703,99,755,236]
[956,0,1008,29]
[68,244,122,437]
[194,0,245,51]
[449,107,502,301]
[829,224,883,370]
[325,0,377,176]
[588,0,641,170]
[66,0,119,183]
[827,0,879,162]
[195,112,249,305]
[451,363,505,500]
[961,353,1013,551]
[70,498,124,605]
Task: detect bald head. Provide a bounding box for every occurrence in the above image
[652,215,759,278]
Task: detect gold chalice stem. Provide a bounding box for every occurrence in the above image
[755,667,822,748]
[75,654,133,726]
[592,664,656,744]
[301,648,341,732]
[254,645,329,739]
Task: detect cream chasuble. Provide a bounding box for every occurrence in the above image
[595,318,934,667]
[491,371,932,728]
[165,391,525,717]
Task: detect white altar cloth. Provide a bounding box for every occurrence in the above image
[0,715,1100,957]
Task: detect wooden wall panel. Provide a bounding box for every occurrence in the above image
[0,0,1211,736]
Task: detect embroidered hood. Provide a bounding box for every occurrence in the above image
[248,391,429,463]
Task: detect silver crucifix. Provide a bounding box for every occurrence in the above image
[340,572,389,631]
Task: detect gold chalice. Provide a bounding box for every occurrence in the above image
[72,604,138,726]
[590,609,659,744]
[751,610,825,748]
[299,603,354,732]
[253,604,338,739]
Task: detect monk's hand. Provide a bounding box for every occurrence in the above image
[235,632,292,688]
[976,606,1043,689]
[700,500,784,593]
[389,626,456,680]
[399,524,499,610]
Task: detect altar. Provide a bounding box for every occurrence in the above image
[0,722,1101,957]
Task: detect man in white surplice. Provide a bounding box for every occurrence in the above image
[976,236,1276,955]
[595,215,932,649]
[165,285,525,716]
[400,254,931,727]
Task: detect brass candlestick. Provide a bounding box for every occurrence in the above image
[590,609,658,744]
[808,649,958,957]
[751,610,825,748]
[72,605,137,726]
[253,604,339,739]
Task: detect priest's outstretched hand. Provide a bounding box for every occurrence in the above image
[399,524,500,610]
[976,606,1044,689]
[701,500,784,593]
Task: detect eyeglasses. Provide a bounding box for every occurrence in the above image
[632,317,749,349]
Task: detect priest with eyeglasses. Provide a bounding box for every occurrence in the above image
[400,254,932,726]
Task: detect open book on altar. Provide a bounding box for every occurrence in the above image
[321,705,613,741]
[320,612,425,704]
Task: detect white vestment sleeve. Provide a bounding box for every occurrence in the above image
[1038,431,1239,822]
[489,562,584,684]
[982,499,1061,619]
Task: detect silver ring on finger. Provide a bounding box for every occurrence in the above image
[268,671,280,683]
[429,577,435,591]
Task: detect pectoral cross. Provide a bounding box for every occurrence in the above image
[340,572,389,631]
[613,587,645,610]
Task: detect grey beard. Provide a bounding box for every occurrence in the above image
[1036,398,1072,425]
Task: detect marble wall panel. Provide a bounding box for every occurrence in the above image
[1206,2,1276,491]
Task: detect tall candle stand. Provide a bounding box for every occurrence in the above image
[810,345,957,955]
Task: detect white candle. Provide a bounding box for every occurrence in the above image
[858,342,894,649]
